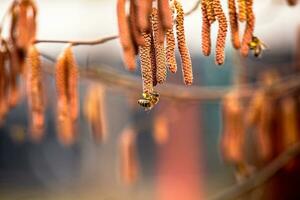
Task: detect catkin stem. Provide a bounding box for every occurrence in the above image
[174,0,193,85]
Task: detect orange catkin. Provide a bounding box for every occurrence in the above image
[174,0,193,85]
[129,0,144,46]
[157,0,173,30]
[206,0,216,24]
[237,0,247,22]
[201,0,212,56]
[139,33,154,94]
[228,0,241,49]
[0,46,9,120]
[55,46,78,145]
[166,26,177,73]
[151,8,167,84]
[212,0,228,65]
[117,0,136,71]
[119,127,139,185]
[26,45,45,141]
[240,0,255,57]
[137,0,153,32]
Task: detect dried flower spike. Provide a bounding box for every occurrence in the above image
[151,8,167,84]
[139,33,154,94]
[240,0,255,56]
[117,0,137,70]
[174,0,193,85]
[201,0,212,56]
[228,0,241,49]
[26,45,45,141]
[212,0,228,65]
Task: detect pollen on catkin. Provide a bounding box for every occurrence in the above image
[139,33,154,94]
[240,0,255,57]
[237,0,247,22]
[206,0,216,24]
[212,0,228,65]
[201,0,212,56]
[228,0,241,49]
[151,8,167,84]
[174,0,193,85]
[117,0,137,71]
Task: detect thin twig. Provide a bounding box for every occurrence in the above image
[209,143,300,200]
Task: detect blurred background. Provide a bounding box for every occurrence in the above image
[1,0,300,200]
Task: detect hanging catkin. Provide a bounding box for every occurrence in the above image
[55,45,78,145]
[0,46,8,121]
[137,0,153,32]
[240,0,255,56]
[139,33,153,94]
[237,0,247,22]
[206,0,216,24]
[117,0,136,71]
[119,127,139,185]
[151,8,167,84]
[212,0,228,65]
[174,0,193,85]
[201,0,212,56]
[228,0,240,49]
[165,4,177,73]
[26,45,45,141]
[158,0,173,31]
[129,0,144,46]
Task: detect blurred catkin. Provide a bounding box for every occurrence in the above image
[151,8,167,84]
[201,0,212,56]
[213,0,228,65]
[139,33,154,94]
[129,0,145,46]
[0,47,8,120]
[158,0,173,30]
[240,0,255,56]
[119,128,139,185]
[26,45,45,141]
[228,0,241,49]
[117,0,136,70]
[174,0,193,85]
[237,0,247,22]
[137,0,153,32]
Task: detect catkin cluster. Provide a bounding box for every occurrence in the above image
[55,45,79,146]
[201,0,228,65]
[117,0,193,108]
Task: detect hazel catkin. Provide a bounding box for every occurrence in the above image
[201,0,212,56]
[237,0,247,22]
[228,0,241,49]
[212,0,228,65]
[139,33,154,94]
[174,0,193,85]
[151,8,167,84]
[117,0,137,71]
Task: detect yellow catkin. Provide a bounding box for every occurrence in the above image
[151,8,167,84]
[213,0,228,65]
[240,0,255,56]
[174,0,193,85]
[119,127,139,185]
[228,0,241,49]
[139,33,154,94]
[201,0,212,56]
[237,0,247,22]
[26,45,45,141]
[206,0,216,24]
